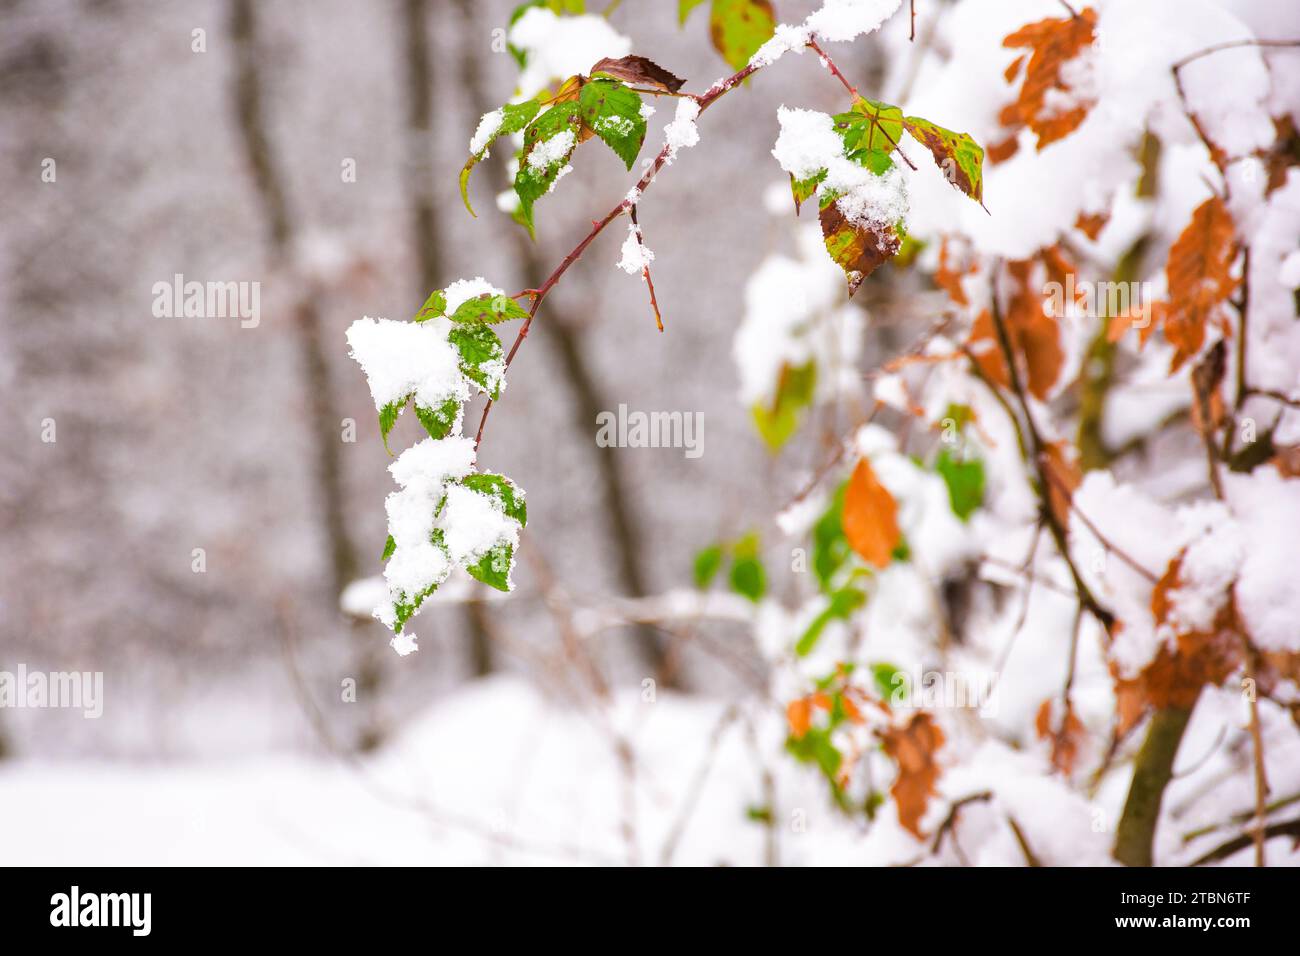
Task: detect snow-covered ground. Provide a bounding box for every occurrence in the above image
[4,674,1295,866]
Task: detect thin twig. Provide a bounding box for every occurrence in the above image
[628,204,663,331]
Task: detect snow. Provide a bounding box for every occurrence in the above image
[468,108,504,156]
[771,107,843,181]
[732,224,864,407]
[770,106,909,233]
[443,276,503,315]
[377,437,477,626]
[438,483,521,576]
[525,129,576,171]
[1225,469,1300,653]
[508,8,631,99]
[750,0,902,67]
[806,0,904,44]
[616,223,654,275]
[663,98,701,157]
[345,316,468,413]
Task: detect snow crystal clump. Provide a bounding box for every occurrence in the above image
[616,224,654,274]
[663,98,701,157]
[443,277,503,314]
[439,483,522,573]
[526,129,576,171]
[346,316,468,412]
[771,107,843,181]
[469,108,505,155]
[749,0,902,67]
[805,0,903,43]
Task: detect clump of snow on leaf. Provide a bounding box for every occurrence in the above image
[443,276,504,314]
[526,129,576,171]
[771,106,909,233]
[468,109,504,156]
[439,483,522,577]
[346,317,468,413]
[377,436,477,629]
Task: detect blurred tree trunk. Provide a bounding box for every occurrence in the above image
[401,0,495,678]
[450,0,677,687]
[227,0,383,749]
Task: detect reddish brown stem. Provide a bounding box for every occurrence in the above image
[473,57,767,454]
[807,37,918,171]
[628,205,663,332]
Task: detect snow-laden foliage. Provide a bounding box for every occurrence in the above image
[341,0,1300,866]
[347,280,528,656]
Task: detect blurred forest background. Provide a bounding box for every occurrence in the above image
[0,0,907,762]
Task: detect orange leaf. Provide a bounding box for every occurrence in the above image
[1112,552,1243,731]
[843,457,901,568]
[1154,196,1239,372]
[965,257,1065,401]
[1075,210,1109,240]
[1034,698,1086,775]
[934,237,972,306]
[999,8,1098,152]
[786,697,812,739]
[880,713,945,838]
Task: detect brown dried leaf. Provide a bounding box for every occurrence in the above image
[1075,210,1109,240]
[819,201,903,296]
[880,713,946,838]
[1154,196,1239,372]
[998,7,1098,154]
[1035,698,1086,775]
[1113,552,1243,732]
[966,257,1065,401]
[588,55,686,93]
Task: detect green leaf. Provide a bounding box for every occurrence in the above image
[467,540,515,592]
[728,532,766,602]
[795,585,866,656]
[872,662,906,701]
[579,77,647,170]
[812,482,852,593]
[785,727,848,807]
[935,447,985,521]
[391,529,451,633]
[516,101,582,235]
[379,397,407,455]
[449,292,530,325]
[413,289,447,322]
[414,397,462,441]
[448,323,506,399]
[381,534,396,561]
[903,115,985,204]
[678,0,707,24]
[458,473,528,526]
[790,170,826,215]
[460,99,543,216]
[752,361,816,451]
[709,0,776,70]
[834,98,905,157]
[693,544,725,588]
